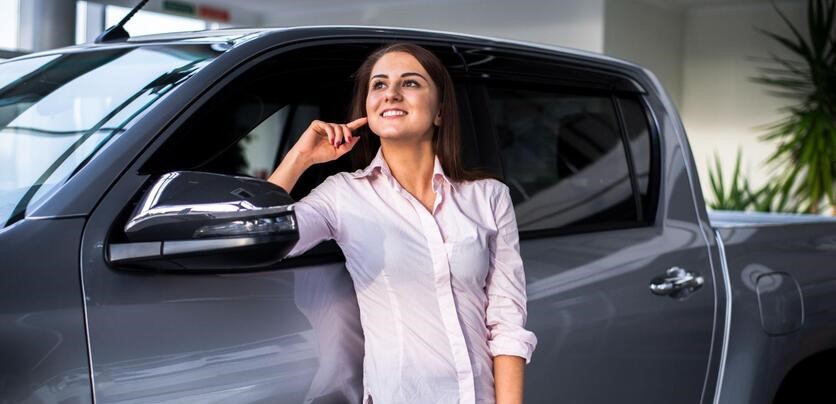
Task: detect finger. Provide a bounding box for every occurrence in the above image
[311,120,328,139]
[321,124,336,146]
[346,116,368,131]
[338,134,360,154]
[340,124,352,143]
[330,124,344,146]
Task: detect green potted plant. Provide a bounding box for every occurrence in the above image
[708,150,753,211]
[752,0,835,214]
[707,149,797,212]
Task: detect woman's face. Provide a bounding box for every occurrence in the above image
[366,51,440,142]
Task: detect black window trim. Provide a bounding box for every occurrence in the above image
[452,42,647,94]
[635,94,662,227]
[612,94,644,223]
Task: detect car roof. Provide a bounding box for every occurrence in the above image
[11,25,640,71]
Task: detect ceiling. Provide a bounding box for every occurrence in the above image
[105,0,803,23]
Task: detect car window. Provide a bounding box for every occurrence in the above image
[140,41,469,200]
[139,70,353,202]
[197,101,324,182]
[486,85,641,233]
[0,45,220,227]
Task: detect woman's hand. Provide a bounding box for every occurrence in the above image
[291,117,368,166]
[268,117,367,193]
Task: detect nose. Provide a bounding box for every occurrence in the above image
[384,84,402,102]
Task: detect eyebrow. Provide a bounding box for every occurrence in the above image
[371,72,428,80]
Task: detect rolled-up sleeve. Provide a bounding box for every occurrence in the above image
[285,175,340,258]
[485,183,537,364]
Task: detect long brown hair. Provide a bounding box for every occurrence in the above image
[348,42,494,183]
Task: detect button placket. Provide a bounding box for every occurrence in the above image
[403,193,476,404]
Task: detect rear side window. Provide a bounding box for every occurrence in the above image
[486,85,650,234]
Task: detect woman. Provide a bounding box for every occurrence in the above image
[268,43,537,404]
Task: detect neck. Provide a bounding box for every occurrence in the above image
[379,138,435,197]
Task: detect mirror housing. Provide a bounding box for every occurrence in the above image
[108,171,299,271]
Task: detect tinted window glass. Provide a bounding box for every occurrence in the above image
[0,46,220,227]
[487,86,638,232]
[142,42,468,201]
[618,97,652,220]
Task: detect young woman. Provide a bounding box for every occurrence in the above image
[268,43,537,404]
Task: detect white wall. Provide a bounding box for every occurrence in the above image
[91,0,260,27]
[0,0,19,50]
[681,1,807,199]
[263,0,606,53]
[603,0,684,107]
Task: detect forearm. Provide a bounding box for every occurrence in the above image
[268,148,311,193]
[494,354,525,404]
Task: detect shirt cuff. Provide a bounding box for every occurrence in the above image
[489,331,537,364]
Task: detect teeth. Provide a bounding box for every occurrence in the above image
[382,110,406,117]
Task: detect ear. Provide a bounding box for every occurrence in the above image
[434,110,442,126]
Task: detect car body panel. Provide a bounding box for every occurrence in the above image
[713,222,836,404]
[0,217,92,403]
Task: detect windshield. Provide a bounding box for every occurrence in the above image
[0,45,221,227]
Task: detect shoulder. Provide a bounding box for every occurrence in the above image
[456,177,510,204]
[300,172,353,205]
[311,171,355,191]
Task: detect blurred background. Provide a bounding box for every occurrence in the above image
[0,0,830,213]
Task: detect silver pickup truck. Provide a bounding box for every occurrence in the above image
[1,26,834,404]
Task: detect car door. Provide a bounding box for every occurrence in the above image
[78,39,470,403]
[459,45,721,403]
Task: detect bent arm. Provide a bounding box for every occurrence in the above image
[268,149,311,193]
[486,183,537,403]
[266,118,364,258]
[269,150,340,259]
[268,117,365,192]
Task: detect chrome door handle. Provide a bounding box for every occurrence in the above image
[650,267,704,298]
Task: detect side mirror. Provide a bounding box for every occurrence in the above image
[108,171,299,272]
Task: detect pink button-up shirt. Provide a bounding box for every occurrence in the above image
[287,146,537,404]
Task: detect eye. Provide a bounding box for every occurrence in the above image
[403,79,419,87]
[371,80,386,90]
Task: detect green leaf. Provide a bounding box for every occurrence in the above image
[753,0,836,216]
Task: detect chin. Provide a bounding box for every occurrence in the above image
[370,124,410,139]
[374,130,413,141]
[370,122,432,141]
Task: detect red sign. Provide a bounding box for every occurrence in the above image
[198,5,230,22]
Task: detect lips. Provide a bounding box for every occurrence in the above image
[381,109,407,117]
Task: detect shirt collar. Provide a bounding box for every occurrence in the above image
[350,147,458,192]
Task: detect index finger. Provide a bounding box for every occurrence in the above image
[346,117,368,131]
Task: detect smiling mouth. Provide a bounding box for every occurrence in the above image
[381,109,407,117]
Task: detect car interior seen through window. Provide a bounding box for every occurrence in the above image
[487,86,649,233]
[138,43,656,245]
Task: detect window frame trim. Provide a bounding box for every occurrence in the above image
[638,94,662,227]
[613,94,644,222]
